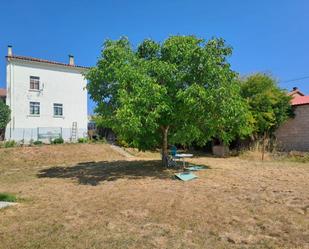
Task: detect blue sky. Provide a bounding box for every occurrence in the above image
[1,0,308,114]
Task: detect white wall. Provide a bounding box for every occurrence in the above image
[5,59,88,142]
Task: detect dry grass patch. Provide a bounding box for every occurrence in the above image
[0,144,308,249]
[123,147,161,159]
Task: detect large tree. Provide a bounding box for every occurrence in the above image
[86,36,252,165]
[240,73,292,138]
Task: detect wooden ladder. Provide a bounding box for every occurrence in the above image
[71,122,77,142]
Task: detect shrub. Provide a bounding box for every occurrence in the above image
[51,137,64,144]
[0,101,10,130]
[117,139,128,147]
[78,138,88,143]
[0,193,17,202]
[285,151,309,163]
[4,140,17,148]
[91,137,107,144]
[33,140,43,145]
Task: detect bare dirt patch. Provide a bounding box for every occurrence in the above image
[0,144,308,249]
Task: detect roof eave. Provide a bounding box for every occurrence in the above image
[6,56,90,71]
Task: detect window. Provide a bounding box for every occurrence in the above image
[30,76,40,90]
[53,103,63,116]
[30,102,40,115]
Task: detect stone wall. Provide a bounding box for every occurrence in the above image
[276,105,309,151]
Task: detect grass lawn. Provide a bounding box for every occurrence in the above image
[0,193,17,202]
[0,144,308,249]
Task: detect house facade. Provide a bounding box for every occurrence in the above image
[276,88,309,151]
[5,46,88,142]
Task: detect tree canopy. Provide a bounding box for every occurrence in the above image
[0,101,10,130]
[240,73,292,136]
[86,36,252,165]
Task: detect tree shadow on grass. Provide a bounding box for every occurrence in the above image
[37,160,177,186]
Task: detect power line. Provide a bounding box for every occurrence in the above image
[279,76,309,83]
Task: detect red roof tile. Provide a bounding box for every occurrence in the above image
[0,88,6,97]
[291,96,309,106]
[6,55,90,69]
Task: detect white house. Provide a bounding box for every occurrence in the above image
[5,46,88,142]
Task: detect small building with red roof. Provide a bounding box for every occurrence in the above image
[291,95,309,106]
[276,87,309,151]
[287,86,305,98]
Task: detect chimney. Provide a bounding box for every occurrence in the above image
[293,87,298,91]
[69,54,74,66]
[7,45,12,56]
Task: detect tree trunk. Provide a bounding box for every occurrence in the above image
[261,132,266,161]
[161,126,169,167]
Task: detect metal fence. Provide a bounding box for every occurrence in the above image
[37,127,62,140]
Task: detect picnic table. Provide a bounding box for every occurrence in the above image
[175,153,193,168]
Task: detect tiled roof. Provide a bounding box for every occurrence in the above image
[291,96,309,106]
[0,88,6,97]
[6,55,90,69]
[288,89,305,97]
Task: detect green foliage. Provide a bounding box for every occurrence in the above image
[117,139,129,148]
[0,193,17,202]
[4,140,17,148]
[33,140,43,145]
[78,138,88,143]
[93,138,107,144]
[0,101,10,129]
[240,73,292,136]
[51,137,64,144]
[86,36,252,157]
